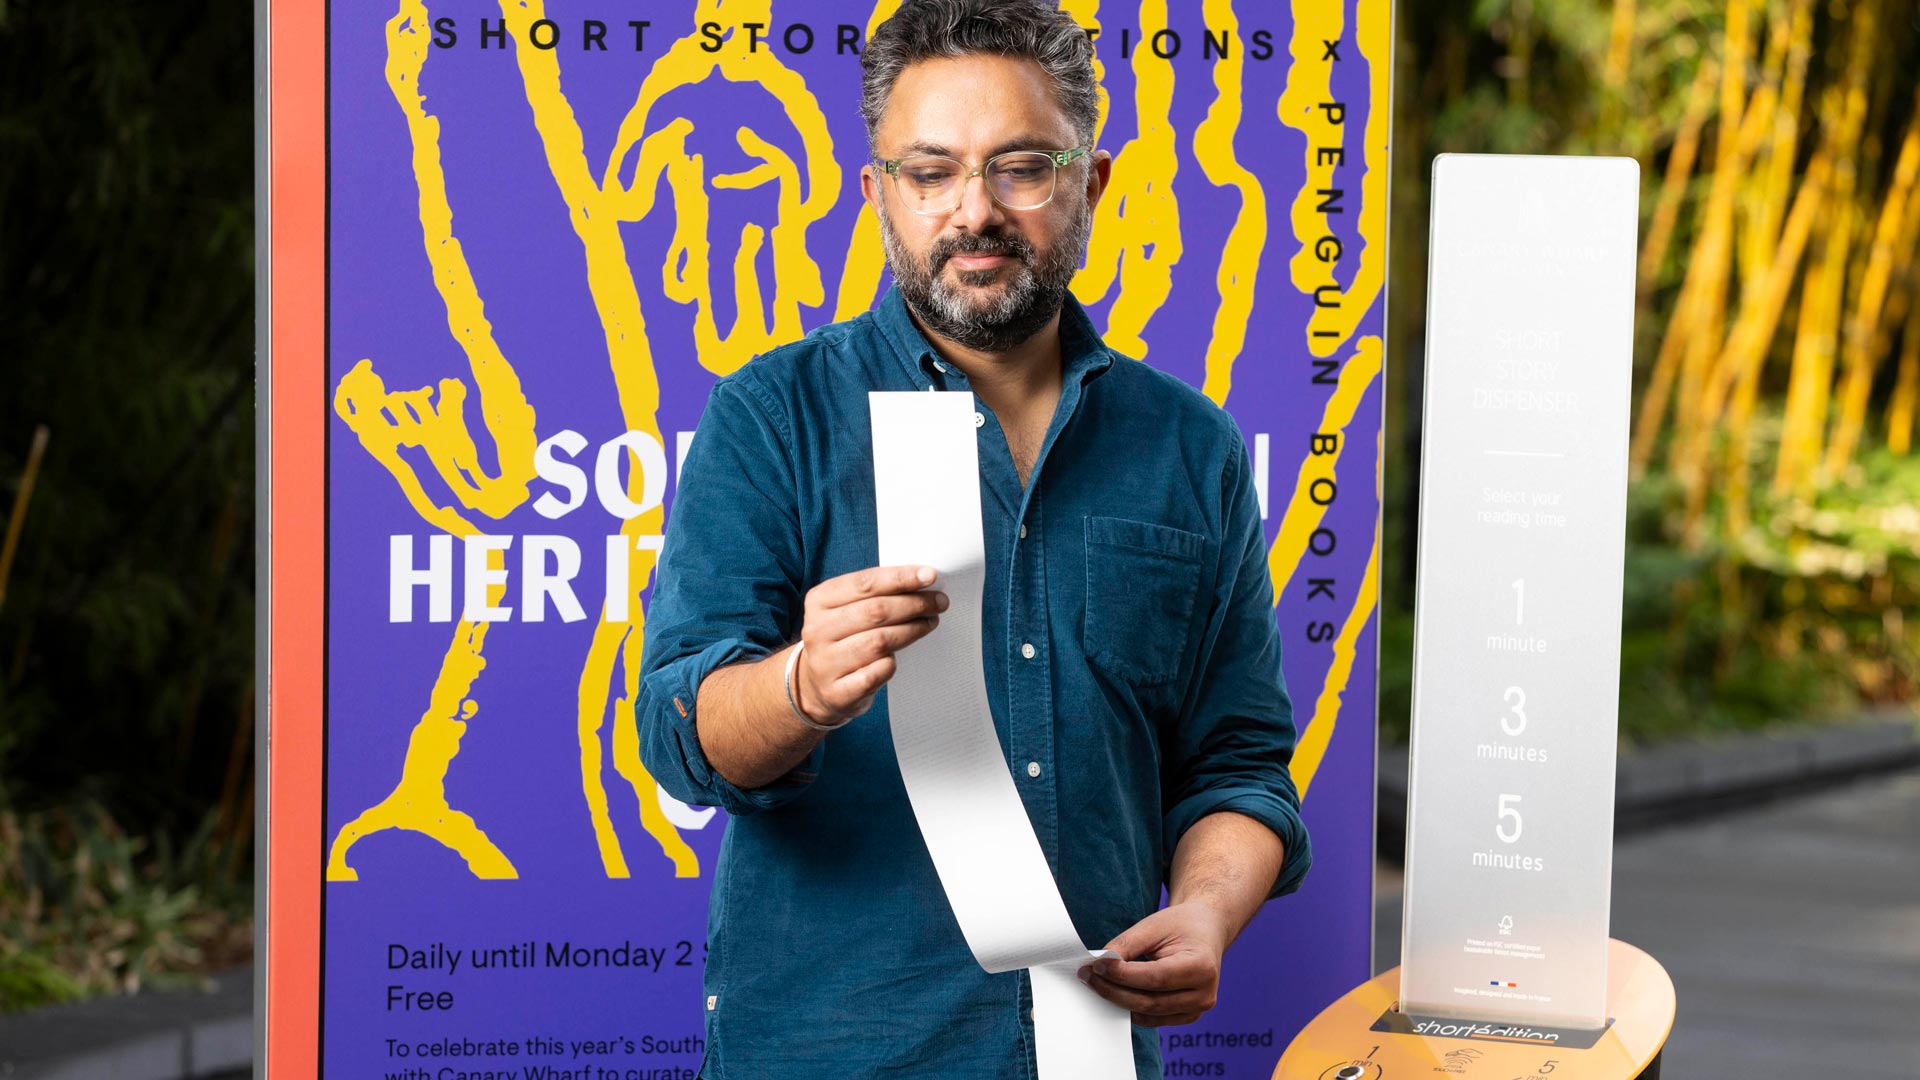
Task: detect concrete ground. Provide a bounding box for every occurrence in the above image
[1375,766,1920,1080]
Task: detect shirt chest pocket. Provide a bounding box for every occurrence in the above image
[1082,515,1207,687]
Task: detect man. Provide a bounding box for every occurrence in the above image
[637,2,1311,1076]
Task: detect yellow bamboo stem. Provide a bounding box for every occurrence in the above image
[0,424,50,613]
[1631,263,1701,476]
[1737,0,1796,288]
[1699,85,1783,403]
[1804,0,1888,485]
[1824,86,1920,477]
[1775,187,1851,498]
[1884,178,1920,451]
[1753,0,1814,287]
[1604,0,1637,92]
[1674,86,1781,537]
[1777,0,1878,496]
[1720,157,1829,535]
[1806,206,1864,496]
[1640,57,1721,291]
[1715,155,1832,417]
[1890,286,1920,454]
[1718,0,1750,173]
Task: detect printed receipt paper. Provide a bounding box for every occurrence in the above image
[869,391,1135,1079]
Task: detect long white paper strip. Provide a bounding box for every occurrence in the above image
[869,390,1136,1079]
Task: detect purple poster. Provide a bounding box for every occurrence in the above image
[320,1,1387,1076]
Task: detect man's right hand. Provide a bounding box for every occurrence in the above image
[792,564,949,727]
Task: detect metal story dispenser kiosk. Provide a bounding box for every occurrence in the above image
[1274,155,1676,1079]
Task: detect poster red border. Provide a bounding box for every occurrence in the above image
[263,0,325,1076]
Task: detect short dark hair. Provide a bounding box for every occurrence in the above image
[860,0,1098,154]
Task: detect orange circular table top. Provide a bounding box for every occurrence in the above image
[1274,939,1675,1080]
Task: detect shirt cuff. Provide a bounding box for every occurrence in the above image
[1163,788,1313,901]
[638,636,826,816]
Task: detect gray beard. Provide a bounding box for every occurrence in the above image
[876,193,1094,354]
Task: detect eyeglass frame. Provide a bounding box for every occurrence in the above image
[875,146,1094,215]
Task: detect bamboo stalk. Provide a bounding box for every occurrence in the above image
[1766,5,1832,493]
[1717,154,1830,400]
[1804,0,1881,487]
[1640,58,1777,487]
[1721,156,1829,535]
[1883,176,1920,454]
[1752,0,1815,292]
[0,424,51,614]
[1805,205,1866,495]
[1631,265,1701,476]
[1824,85,1920,477]
[1698,84,1784,406]
[1679,0,1762,422]
[1774,184,1849,497]
[1628,54,1729,481]
[1673,87,1781,537]
[1640,56,1721,292]
[1718,0,1751,176]
[1737,0,1792,289]
[1604,0,1637,92]
[1509,0,1534,111]
[1777,0,1878,496]
[1890,281,1920,454]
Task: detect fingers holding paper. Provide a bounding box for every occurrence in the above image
[793,564,950,726]
[1079,903,1229,1027]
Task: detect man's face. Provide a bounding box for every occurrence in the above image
[861,54,1109,353]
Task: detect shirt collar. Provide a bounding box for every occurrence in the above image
[874,283,1117,391]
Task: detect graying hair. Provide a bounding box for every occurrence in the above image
[860,0,1099,153]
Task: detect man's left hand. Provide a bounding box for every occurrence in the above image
[1078,902,1229,1027]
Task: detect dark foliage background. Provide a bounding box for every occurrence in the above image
[0,2,255,1007]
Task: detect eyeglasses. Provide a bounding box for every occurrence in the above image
[877,147,1092,215]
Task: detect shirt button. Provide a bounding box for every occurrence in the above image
[706,995,718,1011]
[1027,761,1042,778]
[1019,524,1028,539]
[1021,642,1036,659]
[974,410,986,428]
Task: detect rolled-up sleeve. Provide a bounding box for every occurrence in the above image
[1162,432,1313,900]
[636,374,823,816]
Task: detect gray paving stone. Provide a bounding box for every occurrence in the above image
[185,1015,251,1076]
[1376,768,1920,1080]
[0,968,250,1080]
[9,1032,184,1080]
